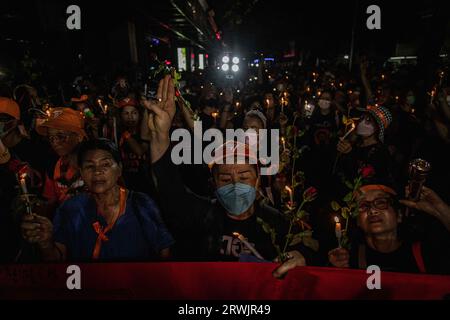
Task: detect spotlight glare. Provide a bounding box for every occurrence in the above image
[222,56,230,63]
[221,63,229,71]
[231,65,239,72]
[232,57,239,64]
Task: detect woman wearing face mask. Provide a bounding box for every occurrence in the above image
[146,76,314,277]
[336,105,395,186]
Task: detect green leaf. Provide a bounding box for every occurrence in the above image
[343,192,353,203]
[344,180,354,189]
[296,210,307,219]
[331,201,341,211]
[341,207,349,219]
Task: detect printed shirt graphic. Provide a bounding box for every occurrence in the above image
[220,214,277,261]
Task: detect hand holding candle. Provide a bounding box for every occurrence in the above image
[233,232,265,260]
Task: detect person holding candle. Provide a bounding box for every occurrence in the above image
[146,76,314,277]
[0,97,53,261]
[327,183,450,274]
[20,138,174,261]
[336,105,395,186]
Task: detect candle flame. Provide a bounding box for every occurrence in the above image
[285,186,292,193]
[20,173,27,180]
[334,216,340,223]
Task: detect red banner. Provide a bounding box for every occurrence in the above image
[0,263,449,300]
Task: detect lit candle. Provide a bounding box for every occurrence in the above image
[285,185,294,207]
[381,74,385,80]
[281,137,286,151]
[19,173,28,194]
[233,232,265,260]
[265,99,270,108]
[334,216,342,247]
[340,122,356,140]
[211,112,219,120]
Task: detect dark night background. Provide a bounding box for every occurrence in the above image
[0,0,448,85]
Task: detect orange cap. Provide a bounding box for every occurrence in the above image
[0,97,20,120]
[36,107,86,137]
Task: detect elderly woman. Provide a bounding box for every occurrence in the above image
[21,138,174,261]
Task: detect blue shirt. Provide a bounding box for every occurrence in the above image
[53,191,174,261]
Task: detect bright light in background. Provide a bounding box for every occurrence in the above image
[199,54,204,69]
[222,56,230,63]
[231,64,239,72]
[221,64,229,71]
[232,57,239,64]
[177,48,187,71]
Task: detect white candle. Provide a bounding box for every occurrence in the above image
[334,216,342,247]
[285,185,294,207]
[19,174,28,194]
[233,232,265,260]
[340,122,356,141]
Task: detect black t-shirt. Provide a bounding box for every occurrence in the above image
[307,110,339,147]
[221,213,278,261]
[350,242,420,273]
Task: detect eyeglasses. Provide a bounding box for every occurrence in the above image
[358,197,393,213]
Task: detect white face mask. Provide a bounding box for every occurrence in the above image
[318,99,331,110]
[356,120,375,137]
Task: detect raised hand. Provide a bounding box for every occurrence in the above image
[400,185,450,220]
[142,75,176,163]
[142,75,176,138]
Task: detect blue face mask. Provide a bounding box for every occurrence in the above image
[216,182,256,216]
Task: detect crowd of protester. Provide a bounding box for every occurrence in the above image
[1,56,450,277]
